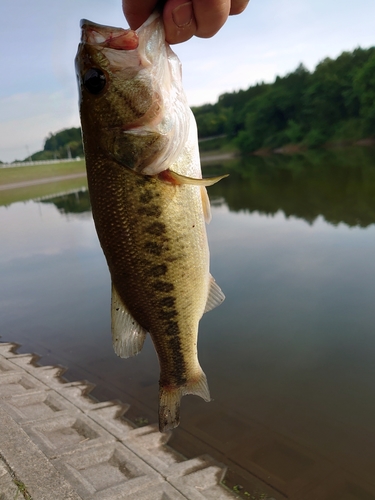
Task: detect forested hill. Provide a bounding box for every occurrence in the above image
[192,46,375,153]
[23,46,374,162]
[29,127,83,161]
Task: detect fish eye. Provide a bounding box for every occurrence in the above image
[83,68,106,95]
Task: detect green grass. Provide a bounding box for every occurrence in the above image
[0,161,88,207]
[0,176,88,207]
[0,160,86,186]
[14,479,32,499]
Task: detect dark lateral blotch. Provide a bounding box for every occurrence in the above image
[160,296,176,308]
[150,264,168,277]
[146,221,166,235]
[153,281,174,293]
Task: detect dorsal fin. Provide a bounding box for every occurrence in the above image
[204,275,225,313]
[111,283,147,358]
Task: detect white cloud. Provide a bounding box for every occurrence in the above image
[2,0,375,162]
[0,201,95,264]
[0,91,80,162]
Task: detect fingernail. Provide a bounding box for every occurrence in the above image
[172,1,193,28]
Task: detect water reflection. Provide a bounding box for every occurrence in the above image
[205,146,375,227]
[40,189,91,216]
[1,148,375,499]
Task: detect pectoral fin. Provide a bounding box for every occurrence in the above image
[111,284,147,358]
[200,186,211,223]
[158,169,228,186]
[204,275,225,313]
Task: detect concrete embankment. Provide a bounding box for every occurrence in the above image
[0,342,236,500]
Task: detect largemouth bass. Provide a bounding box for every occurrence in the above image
[75,12,225,431]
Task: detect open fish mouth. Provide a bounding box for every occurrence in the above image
[76,14,191,176]
[80,19,139,50]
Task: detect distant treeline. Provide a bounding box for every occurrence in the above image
[192,46,375,153]
[29,128,83,162]
[18,45,375,163]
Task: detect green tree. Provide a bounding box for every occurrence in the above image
[354,51,375,135]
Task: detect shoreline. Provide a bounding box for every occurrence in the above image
[0,172,87,192]
[0,341,236,500]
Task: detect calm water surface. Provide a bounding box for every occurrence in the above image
[1,148,375,498]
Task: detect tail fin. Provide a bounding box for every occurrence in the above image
[158,371,210,432]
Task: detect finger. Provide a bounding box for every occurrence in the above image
[163,0,197,44]
[193,0,230,38]
[163,0,230,44]
[229,0,249,16]
[122,0,157,30]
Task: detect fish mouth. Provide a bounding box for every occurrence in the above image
[80,19,139,50]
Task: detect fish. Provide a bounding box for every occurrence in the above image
[75,12,226,431]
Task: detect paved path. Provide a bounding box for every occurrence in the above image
[0,343,236,500]
[0,173,87,191]
[0,152,235,193]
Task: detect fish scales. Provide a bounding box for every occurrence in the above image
[76,12,225,431]
[89,161,209,382]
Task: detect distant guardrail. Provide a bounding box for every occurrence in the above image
[1,158,82,168]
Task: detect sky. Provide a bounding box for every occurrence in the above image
[1,0,374,163]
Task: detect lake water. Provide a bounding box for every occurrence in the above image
[1,148,375,499]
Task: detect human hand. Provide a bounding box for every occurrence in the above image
[122,0,249,44]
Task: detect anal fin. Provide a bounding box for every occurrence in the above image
[111,283,147,358]
[204,274,225,313]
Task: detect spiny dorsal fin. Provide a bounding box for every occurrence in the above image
[111,283,147,358]
[204,275,225,313]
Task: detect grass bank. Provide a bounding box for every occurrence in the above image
[0,160,86,186]
[0,176,88,207]
[0,161,87,207]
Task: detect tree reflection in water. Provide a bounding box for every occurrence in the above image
[205,146,375,228]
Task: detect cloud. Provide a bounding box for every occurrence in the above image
[2,0,375,161]
[0,91,80,162]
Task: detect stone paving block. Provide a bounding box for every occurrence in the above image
[52,442,163,500]
[5,352,40,368]
[59,380,116,413]
[0,343,236,500]
[0,371,48,399]
[0,407,82,500]
[88,401,134,438]
[9,354,68,386]
[0,343,20,358]
[122,425,227,483]
[1,389,78,423]
[170,462,234,500]
[124,482,188,499]
[22,412,116,458]
[165,455,221,481]
[0,458,20,500]
[111,424,236,499]
[0,355,23,374]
